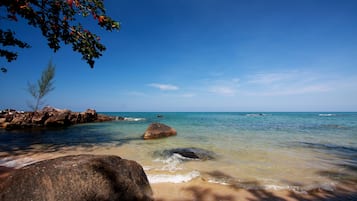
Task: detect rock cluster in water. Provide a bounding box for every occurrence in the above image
[143,123,177,140]
[0,154,153,201]
[0,106,117,130]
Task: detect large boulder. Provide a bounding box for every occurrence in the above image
[0,155,153,201]
[143,123,177,140]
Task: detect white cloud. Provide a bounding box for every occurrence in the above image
[148,83,179,91]
[210,86,236,96]
[204,77,241,96]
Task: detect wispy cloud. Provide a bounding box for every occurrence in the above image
[206,77,240,96]
[247,72,295,85]
[244,71,333,96]
[148,83,179,91]
[180,93,196,98]
[210,86,236,96]
[247,84,331,96]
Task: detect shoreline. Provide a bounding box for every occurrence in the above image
[1,150,356,201]
[1,165,356,201]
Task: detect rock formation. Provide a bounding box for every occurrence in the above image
[0,107,117,130]
[0,154,153,201]
[143,123,177,140]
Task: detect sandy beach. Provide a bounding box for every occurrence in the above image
[1,163,356,201]
[1,146,356,201]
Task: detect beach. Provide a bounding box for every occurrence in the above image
[0,145,356,201]
[1,112,356,200]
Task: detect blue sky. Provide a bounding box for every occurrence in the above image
[1,0,357,112]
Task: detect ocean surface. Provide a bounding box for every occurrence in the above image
[1,112,357,192]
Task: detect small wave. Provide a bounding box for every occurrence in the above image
[246,113,269,117]
[153,153,186,171]
[0,157,38,168]
[147,171,200,184]
[123,117,146,122]
[206,178,336,193]
[319,114,336,117]
[263,182,336,193]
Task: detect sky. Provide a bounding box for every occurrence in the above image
[1,0,357,112]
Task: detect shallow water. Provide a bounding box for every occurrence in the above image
[1,112,356,192]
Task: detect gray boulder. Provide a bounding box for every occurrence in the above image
[0,155,153,201]
[155,147,216,161]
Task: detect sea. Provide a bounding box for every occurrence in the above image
[1,112,356,193]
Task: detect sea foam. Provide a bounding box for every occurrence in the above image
[147,171,200,183]
[0,157,38,168]
[318,114,336,117]
[153,153,187,171]
[123,117,146,121]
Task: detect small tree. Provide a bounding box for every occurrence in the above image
[28,61,55,111]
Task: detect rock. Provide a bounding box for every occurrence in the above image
[42,106,59,113]
[155,147,216,161]
[1,107,117,130]
[96,114,116,122]
[143,123,177,140]
[0,166,14,184]
[116,116,125,121]
[82,108,98,122]
[0,118,6,124]
[44,110,71,127]
[0,155,153,201]
[31,111,49,125]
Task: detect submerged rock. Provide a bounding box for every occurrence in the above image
[0,154,153,201]
[155,147,216,161]
[143,123,177,140]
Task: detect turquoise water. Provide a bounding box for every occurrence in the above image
[1,112,357,191]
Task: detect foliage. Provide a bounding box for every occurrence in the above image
[27,60,55,111]
[0,0,120,71]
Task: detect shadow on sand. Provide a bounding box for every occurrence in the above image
[155,168,357,201]
[0,124,143,159]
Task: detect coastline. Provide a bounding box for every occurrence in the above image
[1,162,356,201]
[1,112,356,200]
[1,146,356,201]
